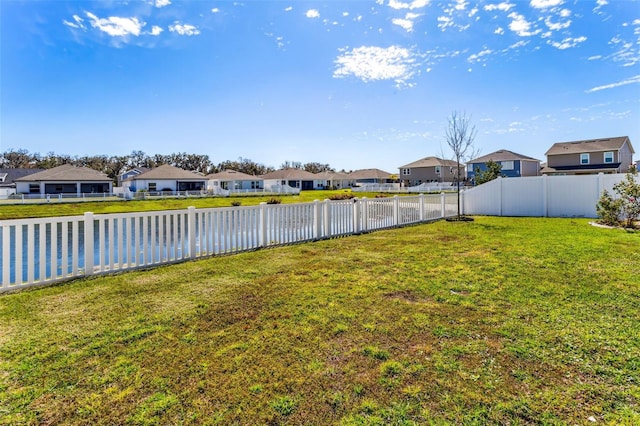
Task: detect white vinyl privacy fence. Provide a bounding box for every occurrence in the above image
[462,173,629,218]
[1,193,457,292]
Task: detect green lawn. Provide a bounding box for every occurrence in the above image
[1,217,638,425]
[0,190,408,220]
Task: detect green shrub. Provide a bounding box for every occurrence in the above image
[597,166,640,228]
[596,190,622,226]
[329,193,355,200]
[231,200,242,207]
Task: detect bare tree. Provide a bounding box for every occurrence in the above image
[444,111,478,219]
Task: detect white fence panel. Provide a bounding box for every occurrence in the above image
[501,177,545,217]
[1,196,457,292]
[462,173,632,218]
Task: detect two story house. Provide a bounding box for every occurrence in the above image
[398,156,460,187]
[467,150,541,182]
[542,136,634,175]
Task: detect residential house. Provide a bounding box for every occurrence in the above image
[398,156,461,187]
[14,164,112,195]
[122,164,207,193]
[349,168,395,186]
[117,167,150,186]
[542,136,634,175]
[0,168,44,198]
[261,168,322,190]
[206,169,263,192]
[313,170,354,189]
[467,149,541,182]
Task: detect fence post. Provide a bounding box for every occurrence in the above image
[188,206,197,259]
[597,172,604,199]
[323,199,331,238]
[460,190,465,216]
[440,192,446,218]
[498,177,503,217]
[361,197,368,232]
[393,195,399,225]
[353,198,361,233]
[542,174,548,217]
[419,194,425,221]
[260,202,267,247]
[313,200,321,240]
[84,212,94,276]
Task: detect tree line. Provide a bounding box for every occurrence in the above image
[0,149,335,183]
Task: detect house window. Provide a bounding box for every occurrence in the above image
[148,183,157,191]
[604,152,614,164]
[501,161,514,170]
[402,168,411,175]
[435,166,441,175]
[580,153,590,165]
[29,184,39,193]
[251,181,259,189]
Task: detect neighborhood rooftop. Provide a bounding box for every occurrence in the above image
[469,150,541,164]
[545,136,633,156]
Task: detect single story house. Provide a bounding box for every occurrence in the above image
[206,169,264,192]
[349,168,395,185]
[398,156,461,187]
[542,136,634,175]
[313,171,354,189]
[122,164,207,193]
[14,164,112,195]
[261,168,323,190]
[467,149,541,181]
[117,167,150,186]
[0,168,44,198]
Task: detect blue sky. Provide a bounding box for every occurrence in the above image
[1,0,639,172]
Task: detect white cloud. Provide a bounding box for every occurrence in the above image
[437,15,453,31]
[284,6,293,12]
[392,18,414,32]
[169,23,200,36]
[494,27,505,35]
[530,0,563,9]
[547,36,586,50]
[468,49,493,63]
[484,2,514,12]
[306,9,320,18]
[63,14,86,30]
[544,16,571,31]
[211,8,220,13]
[508,12,540,36]
[149,26,163,36]
[388,0,429,10]
[86,12,144,37]
[155,0,171,8]
[392,12,421,32]
[585,75,640,93]
[333,45,421,87]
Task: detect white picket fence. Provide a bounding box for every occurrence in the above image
[462,173,629,218]
[0,193,457,292]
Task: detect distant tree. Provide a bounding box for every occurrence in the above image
[0,149,37,168]
[280,161,302,170]
[444,111,478,219]
[35,152,73,169]
[303,162,334,173]
[216,157,274,176]
[475,160,502,185]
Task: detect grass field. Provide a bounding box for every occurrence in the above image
[0,190,403,220]
[1,217,638,424]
